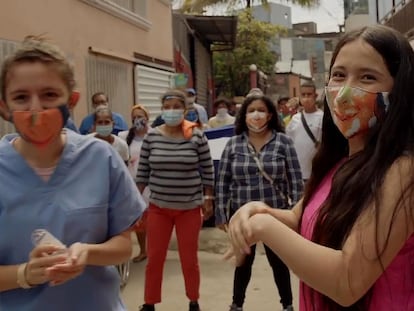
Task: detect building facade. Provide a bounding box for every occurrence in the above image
[251,2,292,29]
[344,0,414,48]
[250,2,292,57]
[0,0,174,135]
[172,13,237,115]
[380,0,414,48]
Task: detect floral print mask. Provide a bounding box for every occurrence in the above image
[325,86,390,138]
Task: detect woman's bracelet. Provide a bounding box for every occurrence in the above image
[17,263,33,289]
[203,195,215,201]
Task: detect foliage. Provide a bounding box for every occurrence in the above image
[213,10,285,97]
[180,0,319,13]
[177,0,320,96]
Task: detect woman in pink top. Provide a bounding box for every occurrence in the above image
[225,24,414,311]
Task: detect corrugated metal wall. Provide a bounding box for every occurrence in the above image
[134,65,174,122]
[172,14,191,63]
[86,54,133,123]
[0,39,18,137]
[194,40,211,109]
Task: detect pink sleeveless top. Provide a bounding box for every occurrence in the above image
[300,163,414,311]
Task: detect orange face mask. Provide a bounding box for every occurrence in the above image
[12,105,69,147]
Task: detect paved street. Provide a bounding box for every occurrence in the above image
[122,228,299,311]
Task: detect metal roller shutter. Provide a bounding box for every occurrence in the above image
[194,40,211,111]
[134,65,174,122]
[86,54,133,122]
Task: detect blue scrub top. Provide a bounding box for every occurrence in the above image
[79,112,129,135]
[0,130,145,311]
[64,117,79,133]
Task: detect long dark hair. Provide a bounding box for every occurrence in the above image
[301,25,414,310]
[126,127,135,146]
[235,94,284,135]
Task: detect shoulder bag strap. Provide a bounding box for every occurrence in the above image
[247,143,289,204]
[300,112,319,147]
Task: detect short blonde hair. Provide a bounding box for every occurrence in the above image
[131,104,149,119]
[0,35,75,100]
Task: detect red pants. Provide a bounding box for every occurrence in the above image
[144,203,202,304]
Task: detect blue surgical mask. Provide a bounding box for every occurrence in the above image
[96,124,113,137]
[185,110,198,122]
[162,109,184,126]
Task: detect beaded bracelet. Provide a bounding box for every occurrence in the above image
[203,195,215,200]
[17,263,33,289]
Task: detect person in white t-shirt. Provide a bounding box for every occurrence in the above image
[87,107,129,164]
[208,97,235,128]
[286,82,323,181]
[118,104,150,263]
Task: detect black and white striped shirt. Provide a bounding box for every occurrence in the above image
[136,127,214,209]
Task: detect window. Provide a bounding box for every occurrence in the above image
[110,0,146,17]
[80,0,151,30]
[86,54,134,120]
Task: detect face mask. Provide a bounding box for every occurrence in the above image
[94,104,108,112]
[217,108,228,118]
[325,86,390,138]
[187,97,195,104]
[185,110,198,123]
[246,111,268,133]
[133,117,147,131]
[95,124,113,137]
[12,104,69,147]
[162,109,184,126]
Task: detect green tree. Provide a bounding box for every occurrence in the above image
[180,0,319,13]
[213,10,284,96]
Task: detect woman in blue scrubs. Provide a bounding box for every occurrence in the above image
[0,36,145,310]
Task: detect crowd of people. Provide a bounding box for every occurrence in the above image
[0,23,413,311]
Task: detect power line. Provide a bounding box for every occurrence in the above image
[320,0,344,24]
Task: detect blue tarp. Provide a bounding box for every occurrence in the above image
[203,125,235,226]
[204,124,235,140]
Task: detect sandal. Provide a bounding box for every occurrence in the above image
[133,253,147,262]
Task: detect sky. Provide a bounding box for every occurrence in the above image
[173,0,345,34]
[285,0,344,33]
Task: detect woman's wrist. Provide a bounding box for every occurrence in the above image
[17,263,34,289]
[257,206,270,215]
[250,213,271,241]
[75,243,92,265]
[203,195,215,200]
[251,202,271,215]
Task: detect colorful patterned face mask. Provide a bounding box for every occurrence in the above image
[11,104,69,147]
[325,86,390,138]
[133,117,147,130]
